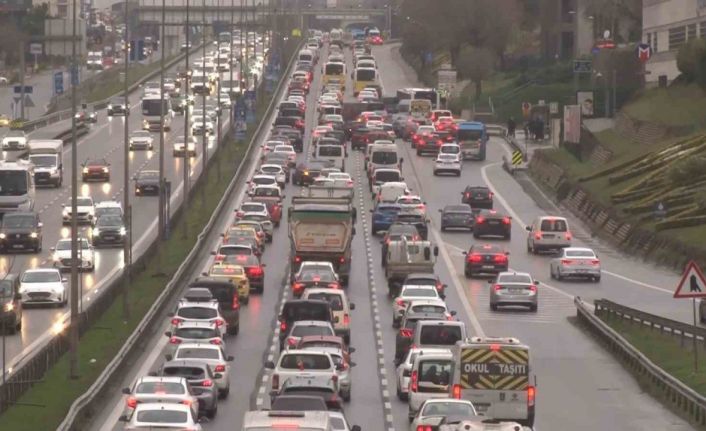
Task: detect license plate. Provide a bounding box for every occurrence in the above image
[488,220,499,225]
[509,288,522,294]
[576,269,587,273]
[12,244,23,249]
[543,234,555,238]
[482,265,494,270]
[104,236,115,240]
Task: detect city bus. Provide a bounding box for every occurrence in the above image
[323,61,346,89]
[353,67,378,96]
[456,121,488,161]
[396,88,440,109]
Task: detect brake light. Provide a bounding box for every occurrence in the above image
[452,383,462,399]
[590,259,600,265]
[529,285,537,292]
[416,426,432,431]
[339,256,345,264]
[210,338,222,345]
[236,211,243,217]
[202,379,213,387]
[280,321,287,332]
[534,232,542,240]
[493,284,502,291]
[468,254,482,263]
[490,344,501,351]
[294,256,302,264]
[214,364,226,372]
[213,318,225,327]
[287,337,298,347]
[292,282,304,294]
[465,192,470,198]
[502,217,511,225]
[343,314,350,325]
[271,374,280,391]
[232,296,240,310]
[561,259,573,265]
[399,328,413,338]
[169,337,181,344]
[247,266,264,277]
[410,370,418,392]
[565,232,572,241]
[528,386,536,407]
[126,397,138,408]
[493,254,507,263]
[396,299,406,307]
[435,282,443,292]
[171,318,183,326]
[181,399,192,406]
[475,216,485,224]
[328,282,340,289]
[215,254,224,262]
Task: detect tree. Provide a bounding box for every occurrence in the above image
[677,39,706,83]
[456,45,495,99]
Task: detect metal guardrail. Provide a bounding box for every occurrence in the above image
[576,297,706,427]
[56,40,301,431]
[595,298,706,346]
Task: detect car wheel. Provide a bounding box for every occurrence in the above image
[396,385,404,400]
[490,303,498,311]
[556,271,563,281]
[505,233,511,240]
[527,242,532,253]
[7,320,17,334]
[207,405,217,419]
[464,267,472,279]
[594,275,601,283]
[473,232,480,239]
[227,325,238,335]
[416,149,422,156]
[342,388,351,401]
[242,296,250,305]
[550,266,555,279]
[530,304,538,312]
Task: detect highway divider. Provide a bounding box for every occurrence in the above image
[575,297,706,427]
[55,40,302,431]
[486,124,528,175]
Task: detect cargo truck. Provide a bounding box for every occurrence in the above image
[28,139,63,187]
[288,191,355,284]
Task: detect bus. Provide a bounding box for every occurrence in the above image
[330,28,343,44]
[456,121,488,161]
[0,160,35,216]
[353,67,378,96]
[396,88,440,109]
[141,94,172,131]
[323,62,346,89]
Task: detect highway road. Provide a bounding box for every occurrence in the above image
[0,41,258,382]
[87,41,695,431]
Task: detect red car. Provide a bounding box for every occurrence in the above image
[82,158,110,182]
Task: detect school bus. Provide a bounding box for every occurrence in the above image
[352,67,378,96]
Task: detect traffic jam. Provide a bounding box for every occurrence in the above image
[110,27,600,431]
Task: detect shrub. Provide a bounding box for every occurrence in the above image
[667,156,706,185]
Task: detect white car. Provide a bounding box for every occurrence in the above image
[258,164,286,188]
[2,130,27,150]
[247,175,279,196]
[410,399,479,429]
[121,376,199,417]
[396,347,450,401]
[170,342,234,398]
[191,118,214,135]
[433,153,462,176]
[395,195,426,215]
[62,196,95,224]
[273,144,297,166]
[283,320,335,349]
[52,237,95,271]
[263,139,287,154]
[19,268,67,306]
[392,285,440,327]
[236,201,269,219]
[94,200,124,221]
[173,136,197,157]
[119,403,201,431]
[328,172,353,188]
[128,130,154,151]
[439,143,461,155]
[550,247,601,282]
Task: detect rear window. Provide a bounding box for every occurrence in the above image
[176,347,221,360]
[566,249,596,258]
[540,219,567,232]
[497,274,533,284]
[176,307,217,319]
[375,171,401,182]
[135,381,186,395]
[291,325,334,337]
[402,288,437,297]
[174,327,218,339]
[283,303,329,321]
[412,305,445,314]
[372,152,398,164]
[162,366,205,379]
[419,325,463,345]
[279,354,332,370]
[418,360,453,385]
[318,146,343,157]
[307,292,344,310]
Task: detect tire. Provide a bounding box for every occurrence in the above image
[473,232,480,239]
[464,267,472,279]
[433,171,437,176]
[233,323,240,335]
[550,266,555,279]
[227,325,238,335]
[416,149,422,156]
[207,405,217,419]
[594,275,601,283]
[505,232,511,240]
[490,303,498,311]
[342,388,351,402]
[7,319,17,334]
[530,304,538,312]
[242,296,250,305]
[440,225,446,232]
[219,387,229,399]
[556,271,563,281]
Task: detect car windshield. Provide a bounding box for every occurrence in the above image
[318,146,342,157]
[404,277,436,286]
[0,279,13,297]
[176,347,221,360]
[307,292,344,310]
[412,305,446,314]
[97,215,123,227]
[138,171,159,179]
[0,171,28,196]
[55,239,90,250]
[254,188,279,197]
[260,166,281,174]
[372,152,397,164]
[291,324,334,337]
[422,402,476,417]
[473,245,503,254]
[29,155,56,167]
[300,271,336,282]
[241,203,264,212]
[135,409,188,424]
[540,219,568,232]
[402,287,437,297]
[375,171,400,182]
[2,215,34,228]
[76,197,93,207]
[497,274,533,284]
[135,381,186,395]
[174,327,218,339]
[566,249,596,258]
[177,307,217,319]
[279,354,331,370]
[22,271,60,283]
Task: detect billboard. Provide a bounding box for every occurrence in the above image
[577,91,594,117]
[563,105,581,144]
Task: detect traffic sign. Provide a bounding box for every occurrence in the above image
[54,71,64,95]
[511,150,523,166]
[674,261,706,298]
[13,85,32,94]
[70,65,80,86]
[573,60,592,73]
[637,43,652,62]
[29,43,42,55]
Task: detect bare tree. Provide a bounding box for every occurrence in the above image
[456,45,495,100]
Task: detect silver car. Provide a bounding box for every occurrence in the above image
[550,247,601,282]
[170,343,234,398]
[489,271,538,312]
[119,402,202,430]
[121,376,198,417]
[433,153,462,176]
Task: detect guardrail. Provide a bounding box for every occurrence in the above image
[576,296,706,427]
[18,42,205,134]
[595,298,706,346]
[56,40,301,431]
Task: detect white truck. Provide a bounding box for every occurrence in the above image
[451,337,535,427]
[0,160,35,215]
[28,139,63,187]
[86,51,103,70]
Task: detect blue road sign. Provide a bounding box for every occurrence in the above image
[13,85,32,94]
[573,59,592,74]
[244,90,256,124]
[54,71,64,95]
[234,98,246,122]
[70,65,80,86]
[424,52,433,64]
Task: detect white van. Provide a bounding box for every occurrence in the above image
[370,168,403,195]
[408,349,455,421]
[315,145,345,171]
[366,142,399,178]
[526,215,572,253]
[298,49,315,64]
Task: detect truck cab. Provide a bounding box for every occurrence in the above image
[28,139,63,187]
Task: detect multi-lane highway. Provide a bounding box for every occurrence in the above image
[82,37,699,431]
[0,40,255,380]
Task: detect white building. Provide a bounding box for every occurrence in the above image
[643,0,706,83]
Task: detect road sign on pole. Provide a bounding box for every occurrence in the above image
[511,150,523,166]
[29,43,42,55]
[674,261,706,298]
[573,60,592,73]
[13,85,32,94]
[54,71,64,95]
[23,95,35,108]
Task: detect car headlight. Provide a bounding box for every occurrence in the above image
[30,232,37,238]
[53,254,60,262]
[92,227,100,236]
[120,227,127,236]
[121,104,126,109]
[82,167,89,174]
[102,167,109,173]
[0,233,5,239]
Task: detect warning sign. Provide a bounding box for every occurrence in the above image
[511,150,523,166]
[674,261,706,298]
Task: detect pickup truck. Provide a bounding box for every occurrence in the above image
[385,236,438,296]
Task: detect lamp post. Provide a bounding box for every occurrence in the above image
[122,0,132,324]
[183,0,191,240]
[201,0,207,207]
[157,0,167,271]
[68,0,80,380]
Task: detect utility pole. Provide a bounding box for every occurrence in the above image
[69,0,80,380]
[229,0,234,132]
[244,0,249,90]
[157,0,166,271]
[19,37,25,121]
[215,0,222,180]
[201,0,207,207]
[183,0,191,240]
[122,0,131,322]
[239,0,244,93]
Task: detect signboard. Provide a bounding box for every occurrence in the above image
[437,69,457,86]
[54,71,64,95]
[315,14,370,20]
[563,105,581,144]
[577,91,594,117]
[511,150,523,166]
[29,43,42,55]
[13,85,32,94]
[674,261,706,298]
[573,59,592,74]
[549,102,559,115]
[23,95,35,108]
[291,28,302,37]
[70,65,80,86]
[636,43,652,62]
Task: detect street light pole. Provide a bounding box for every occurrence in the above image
[122,0,131,323]
[157,0,166,271]
[216,0,222,180]
[69,0,80,380]
[229,0,234,130]
[201,0,207,207]
[182,0,191,240]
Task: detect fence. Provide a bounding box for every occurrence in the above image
[576,297,706,427]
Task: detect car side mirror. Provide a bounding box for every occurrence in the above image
[450,310,457,316]
[164,354,173,361]
[350,303,355,310]
[505,251,510,255]
[50,247,55,252]
[535,280,540,285]
[437,209,442,213]
[227,355,234,361]
[121,387,131,395]
[119,415,129,422]
[264,361,275,369]
[164,331,172,337]
[351,426,361,431]
[433,246,439,257]
[62,278,68,283]
[525,226,531,231]
[336,363,345,371]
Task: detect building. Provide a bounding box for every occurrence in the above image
[642,0,706,83]
[541,0,595,60]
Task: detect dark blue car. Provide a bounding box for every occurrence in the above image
[371,203,401,235]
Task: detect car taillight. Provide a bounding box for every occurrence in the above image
[202,379,213,387]
[181,399,192,406]
[412,134,418,140]
[436,139,444,146]
[214,364,226,372]
[271,374,279,391]
[210,338,222,345]
[493,284,502,291]
[171,318,183,326]
[343,314,350,325]
[287,337,298,347]
[452,384,461,399]
[528,385,536,407]
[215,254,224,262]
[169,337,181,344]
[590,259,600,265]
[126,397,138,408]
[410,370,418,392]
[493,254,508,263]
[247,266,264,277]
[213,318,225,327]
[339,256,345,264]
[416,426,432,431]
[475,216,485,224]
[294,256,302,264]
[468,254,482,263]
[502,217,511,224]
[280,320,287,332]
[529,285,537,292]
[396,298,406,307]
[236,211,243,217]
[232,296,240,310]
[561,259,573,265]
[565,232,572,240]
[331,374,338,384]
[328,282,340,289]
[436,282,443,292]
[293,282,304,293]
[534,232,542,240]
[465,192,470,198]
[399,328,413,338]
